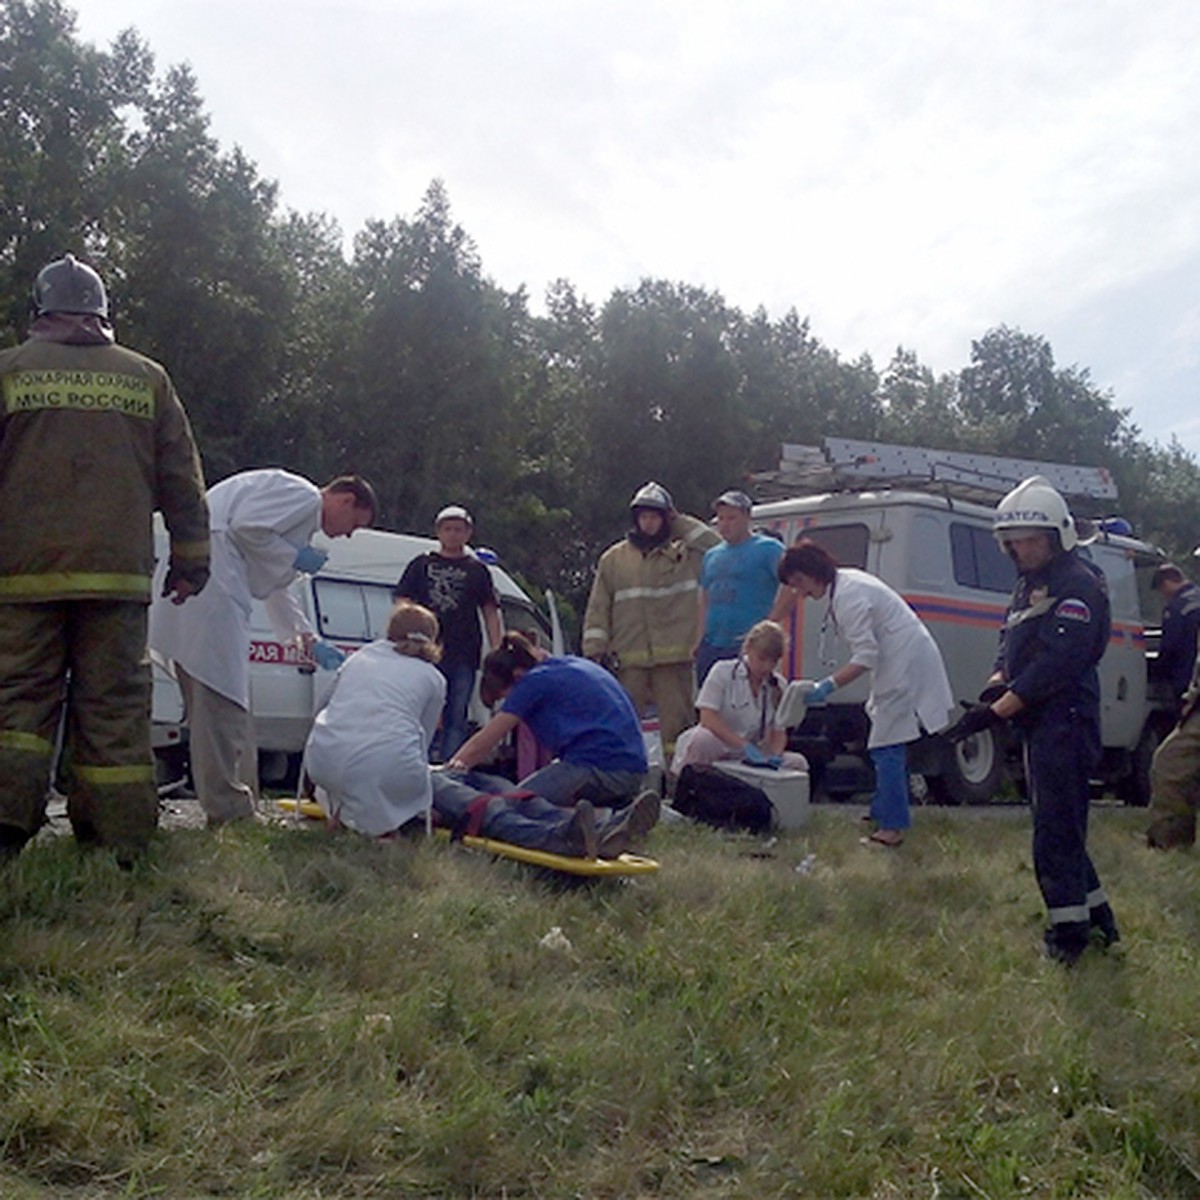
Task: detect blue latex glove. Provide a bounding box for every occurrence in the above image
[293,544,329,574]
[808,676,835,704]
[312,640,346,671]
[766,754,784,769]
[742,742,771,767]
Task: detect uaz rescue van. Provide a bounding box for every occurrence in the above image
[750,439,1175,805]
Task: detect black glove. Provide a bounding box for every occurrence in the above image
[162,559,210,598]
[978,682,1008,704]
[945,701,1003,744]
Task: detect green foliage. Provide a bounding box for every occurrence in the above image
[5,0,1200,614]
[3,810,1200,1197]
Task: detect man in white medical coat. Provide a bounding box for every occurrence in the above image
[150,469,376,825]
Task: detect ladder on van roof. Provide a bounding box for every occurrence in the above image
[751,437,1119,506]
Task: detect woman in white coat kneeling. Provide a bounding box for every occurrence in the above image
[671,621,808,776]
[777,541,954,847]
[305,601,445,837]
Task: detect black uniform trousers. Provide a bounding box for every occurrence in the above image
[1023,705,1117,958]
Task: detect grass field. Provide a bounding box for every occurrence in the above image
[2,802,1200,1198]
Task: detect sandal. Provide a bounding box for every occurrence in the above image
[861,829,904,848]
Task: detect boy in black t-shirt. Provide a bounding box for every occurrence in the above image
[394,505,501,760]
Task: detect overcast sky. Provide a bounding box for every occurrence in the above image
[70,0,1200,458]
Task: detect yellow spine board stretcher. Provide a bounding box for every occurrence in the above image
[276,798,660,877]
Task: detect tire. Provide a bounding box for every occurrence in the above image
[928,729,1006,805]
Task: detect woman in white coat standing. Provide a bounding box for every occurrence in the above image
[304,601,445,837]
[777,541,954,846]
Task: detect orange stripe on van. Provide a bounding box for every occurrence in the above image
[905,594,1143,647]
[905,594,1007,629]
[786,595,804,680]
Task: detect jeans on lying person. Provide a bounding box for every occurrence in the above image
[518,760,644,808]
[430,771,582,854]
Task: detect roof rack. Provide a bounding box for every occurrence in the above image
[748,437,1118,506]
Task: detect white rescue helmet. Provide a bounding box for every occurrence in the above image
[629,481,673,513]
[993,475,1078,552]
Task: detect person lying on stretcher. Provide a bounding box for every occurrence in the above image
[302,599,659,857]
[430,770,659,859]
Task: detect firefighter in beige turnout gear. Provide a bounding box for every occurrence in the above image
[582,483,720,758]
[0,255,210,860]
[1146,638,1200,849]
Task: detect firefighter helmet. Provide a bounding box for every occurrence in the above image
[629,481,673,513]
[31,254,109,319]
[993,476,1078,552]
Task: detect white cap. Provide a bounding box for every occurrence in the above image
[435,504,473,527]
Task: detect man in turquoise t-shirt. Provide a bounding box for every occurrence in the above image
[693,490,784,685]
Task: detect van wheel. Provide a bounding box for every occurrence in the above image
[928,730,1005,805]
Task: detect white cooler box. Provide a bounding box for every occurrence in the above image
[713,761,810,829]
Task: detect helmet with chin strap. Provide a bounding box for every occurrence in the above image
[993,475,1078,552]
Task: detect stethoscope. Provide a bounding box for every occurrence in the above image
[815,571,841,669]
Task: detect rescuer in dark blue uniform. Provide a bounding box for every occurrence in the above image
[947,476,1119,965]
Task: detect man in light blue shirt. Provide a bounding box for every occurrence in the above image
[692,490,785,685]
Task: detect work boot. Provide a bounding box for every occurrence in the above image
[1089,902,1120,950]
[597,789,661,859]
[0,823,31,865]
[563,800,599,860]
[1146,816,1194,849]
[1043,924,1088,967]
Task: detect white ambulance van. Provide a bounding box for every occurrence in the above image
[751,439,1174,805]
[151,523,563,787]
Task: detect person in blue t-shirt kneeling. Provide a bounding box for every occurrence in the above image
[446,632,649,808]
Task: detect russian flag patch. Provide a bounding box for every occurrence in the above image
[1056,598,1091,623]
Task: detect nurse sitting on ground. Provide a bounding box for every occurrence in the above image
[670,620,808,776]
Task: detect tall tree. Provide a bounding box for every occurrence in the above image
[0,0,150,338]
[115,66,291,478]
[955,326,1133,469]
[345,181,527,531]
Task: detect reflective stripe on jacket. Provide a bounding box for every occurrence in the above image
[0,337,208,603]
[582,512,719,667]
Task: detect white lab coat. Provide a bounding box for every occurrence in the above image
[825,567,954,748]
[304,641,446,837]
[149,469,321,708]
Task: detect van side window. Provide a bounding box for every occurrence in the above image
[501,597,552,651]
[950,523,1016,593]
[910,513,949,585]
[780,523,869,568]
[313,579,394,642]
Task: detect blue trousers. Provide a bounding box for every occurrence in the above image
[431,661,476,762]
[519,760,644,808]
[869,743,911,831]
[431,771,581,853]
